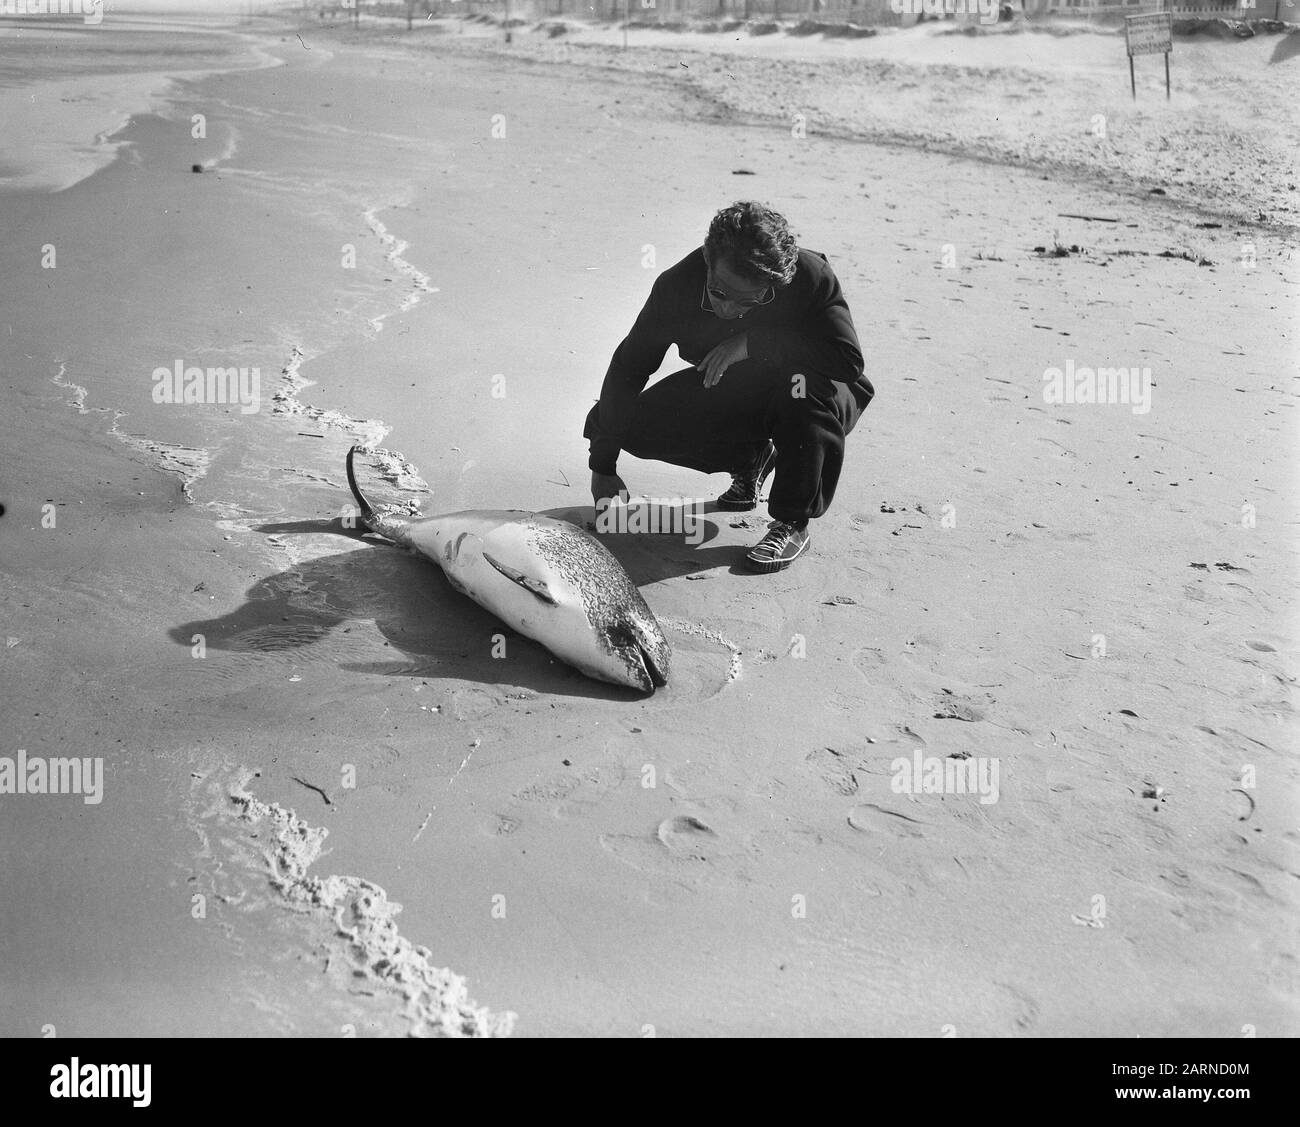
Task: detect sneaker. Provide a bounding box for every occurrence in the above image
[716,440,777,511]
[745,520,810,573]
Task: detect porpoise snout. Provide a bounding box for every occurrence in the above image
[606,611,671,693]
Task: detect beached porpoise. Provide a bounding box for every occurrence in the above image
[345,446,670,692]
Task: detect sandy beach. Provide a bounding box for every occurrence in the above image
[1,8,1297,1038]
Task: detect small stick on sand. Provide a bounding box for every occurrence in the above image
[291,776,332,806]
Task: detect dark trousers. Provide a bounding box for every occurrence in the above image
[584,362,873,524]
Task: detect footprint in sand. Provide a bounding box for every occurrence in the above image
[508,760,628,821]
[847,802,929,838]
[657,814,717,856]
[478,813,521,838]
[655,619,742,704]
[600,811,751,888]
[994,982,1041,1033]
[843,801,990,888]
[805,747,860,796]
[932,692,988,723]
[513,773,581,804]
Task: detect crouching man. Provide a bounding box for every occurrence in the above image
[584,200,874,572]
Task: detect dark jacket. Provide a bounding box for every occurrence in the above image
[588,246,870,474]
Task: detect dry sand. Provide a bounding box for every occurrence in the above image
[1,12,1297,1036]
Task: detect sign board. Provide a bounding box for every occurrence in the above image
[1125,13,1173,58]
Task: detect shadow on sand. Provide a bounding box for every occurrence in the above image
[169,503,762,700]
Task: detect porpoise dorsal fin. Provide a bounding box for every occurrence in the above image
[483,552,558,605]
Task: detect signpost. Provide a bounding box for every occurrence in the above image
[1125,13,1173,102]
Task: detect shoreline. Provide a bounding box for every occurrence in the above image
[0,15,284,194]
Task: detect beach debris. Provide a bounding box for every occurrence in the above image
[1149,187,1167,195]
[821,594,857,606]
[1118,709,1138,717]
[562,759,571,767]
[1189,562,1209,570]
[1214,561,1245,571]
[545,468,570,488]
[1232,788,1256,822]
[412,809,433,844]
[1035,242,1083,258]
[891,524,922,536]
[297,432,325,438]
[6,637,19,649]
[806,747,859,796]
[1141,784,1168,811]
[880,502,897,513]
[291,776,332,806]
[190,164,203,174]
[1158,249,1215,266]
[732,169,756,175]
[729,517,755,529]
[1058,213,1119,223]
[193,582,206,593]
[1071,912,1105,929]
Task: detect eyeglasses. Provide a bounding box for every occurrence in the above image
[702,275,775,311]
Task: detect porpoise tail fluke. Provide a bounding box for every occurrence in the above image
[346,445,412,545]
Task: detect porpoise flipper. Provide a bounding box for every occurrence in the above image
[483,551,558,605]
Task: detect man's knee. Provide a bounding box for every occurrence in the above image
[771,372,854,434]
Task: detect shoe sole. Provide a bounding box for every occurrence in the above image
[715,444,777,512]
[745,535,810,573]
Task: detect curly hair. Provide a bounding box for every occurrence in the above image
[703,201,799,288]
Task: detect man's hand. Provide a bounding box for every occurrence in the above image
[696,334,748,388]
[591,471,629,510]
